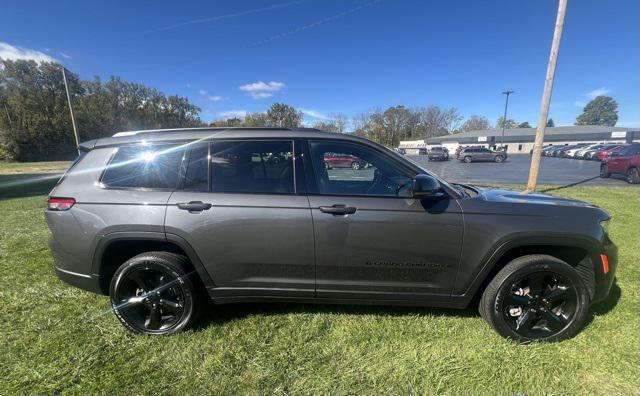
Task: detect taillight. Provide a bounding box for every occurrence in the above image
[47,197,76,211]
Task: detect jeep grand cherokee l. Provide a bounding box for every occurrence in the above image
[46,128,617,342]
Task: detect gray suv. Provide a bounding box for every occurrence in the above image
[47,128,617,342]
[459,147,507,163]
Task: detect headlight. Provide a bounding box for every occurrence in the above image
[600,219,611,235]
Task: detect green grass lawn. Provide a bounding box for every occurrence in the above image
[1,175,638,394]
[0,160,72,175]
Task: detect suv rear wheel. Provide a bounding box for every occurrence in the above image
[479,255,590,342]
[109,251,202,335]
[463,156,472,163]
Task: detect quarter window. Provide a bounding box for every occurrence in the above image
[309,141,412,197]
[210,140,295,194]
[101,145,185,189]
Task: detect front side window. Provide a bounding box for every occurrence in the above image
[309,140,412,197]
[101,145,185,189]
[210,140,294,194]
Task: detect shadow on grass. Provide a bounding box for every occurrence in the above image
[192,281,622,333]
[0,173,61,200]
[193,301,479,332]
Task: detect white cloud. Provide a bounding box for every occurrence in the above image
[59,52,71,59]
[586,87,611,99]
[239,81,285,99]
[573,101,585,108]
[218,110,247,119]
[209,96,223,101]
[300,108,333,121]
[0,42,56,63]
[198,89,208,95]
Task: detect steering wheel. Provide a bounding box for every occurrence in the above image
[366,169,396,195]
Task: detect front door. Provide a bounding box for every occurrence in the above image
[305,139,464,303]
[165,139,315,298]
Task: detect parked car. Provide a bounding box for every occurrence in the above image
[324,152,368,169]
[582,144,619,160]
[595,145,628,162]
[427,146,449,161]
[600,143,640,184]
[47,127,617,342]
[549,145,569,156]
[458,147,506,163]
[563,144,590,158]
[541,145,562,156]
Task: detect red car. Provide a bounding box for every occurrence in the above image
[324,153,368,170]
[600,143,640,184]
[595,144,627,162]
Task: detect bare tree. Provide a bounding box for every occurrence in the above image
[460,115,491,132]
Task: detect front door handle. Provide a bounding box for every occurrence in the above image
[319,204,357,215]
[177,201,212,212]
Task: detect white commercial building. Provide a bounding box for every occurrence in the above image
[399,126,639,154]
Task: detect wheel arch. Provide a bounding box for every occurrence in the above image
[457,235,600,308]
[92,232,214,295]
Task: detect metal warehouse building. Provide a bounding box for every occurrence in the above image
[400,126,640,154]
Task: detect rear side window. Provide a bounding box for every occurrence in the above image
[210,140,294,194]
[183,145,209,191]
[101,145,185,189]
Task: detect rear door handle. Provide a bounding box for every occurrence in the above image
[177,201,212,212]
[319,204,357,215]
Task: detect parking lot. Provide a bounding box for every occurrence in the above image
[410,154,635,187]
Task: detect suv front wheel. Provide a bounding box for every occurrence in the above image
[109,251,202,335]
[479,255,590,342]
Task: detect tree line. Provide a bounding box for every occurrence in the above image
[0,60,202,161]
[0,59,620,161]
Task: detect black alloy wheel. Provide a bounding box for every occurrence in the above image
[480,254,590,342]
[110,252,200,335]
[501,271,578,339]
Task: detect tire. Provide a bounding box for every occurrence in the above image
[600,164,610,178]
[463,156,472,163]
[109,251,202,335]
[480,254,590,343]
[627,167,640,184]
[494,155,505,163]
[351,161,361,170]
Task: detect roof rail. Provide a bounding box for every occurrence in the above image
[111,126,301,137]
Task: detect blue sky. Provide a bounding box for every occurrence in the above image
[1,0,638,128]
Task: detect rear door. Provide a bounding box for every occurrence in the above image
[165,139,315,298]
[304,139,463,303]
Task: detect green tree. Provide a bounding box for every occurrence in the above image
[517,121,531,128]
[496,116,517,129]
[266,103,302,128]
[243,112,269,127]
[575,96,618,126]
[546,118,555,127]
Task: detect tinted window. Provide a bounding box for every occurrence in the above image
[183,145,209,191]
[210,140,294,194]
[101,145,184,189]
[309,140,412,197]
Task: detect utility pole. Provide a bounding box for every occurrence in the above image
[500,90,514,149]
[525,0,568,193]
[61,67,81,155]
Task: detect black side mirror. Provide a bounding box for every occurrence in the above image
[412,174,445,199]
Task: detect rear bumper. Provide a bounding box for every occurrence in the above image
[592,241,618,304]
[49,236,102,294]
